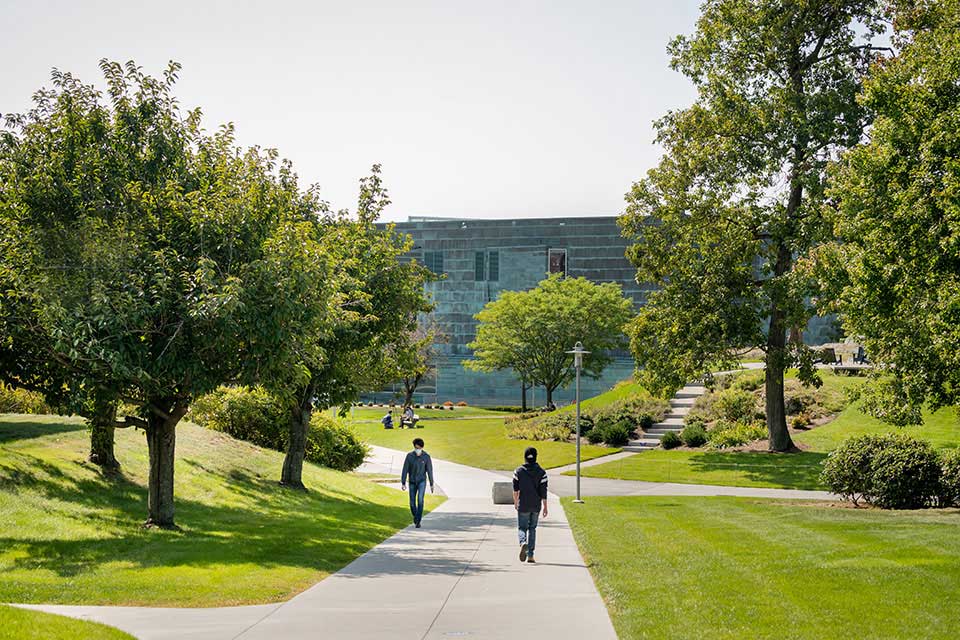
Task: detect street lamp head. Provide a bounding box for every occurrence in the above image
[566,341,591,370]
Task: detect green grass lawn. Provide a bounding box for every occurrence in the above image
[570,370,960,489]
[0,605,133,640]
[0,413,442,606]
[0,605,134,640]
[350,416,618,470]
[564,496,960,640]
[339,405,502,420]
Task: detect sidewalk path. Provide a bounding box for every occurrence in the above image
[18,446,617,640]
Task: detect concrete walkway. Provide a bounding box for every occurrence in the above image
[18,446,617,640]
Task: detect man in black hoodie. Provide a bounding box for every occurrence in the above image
[512,446,548,563]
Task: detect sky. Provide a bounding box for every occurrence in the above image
[1,0,702,222]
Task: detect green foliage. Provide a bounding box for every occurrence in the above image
[680,422,708,448]
[190,386,287,451]
[939,449,960,508]
[619,0,887,450]
[821,433,943,508]
[590,396,669,433]
[820,0,960,421]
[191,386,367,471]
[600,422,632,447]
[869,436,943,509]
[0,383,50,414]
[305,415,368,472]
[707,420,767,449]
[465,275,633,403]
[660,431,681,449]
[713,388,758,423]
[820,433,890,505]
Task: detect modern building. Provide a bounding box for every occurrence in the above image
[371,215,648,407]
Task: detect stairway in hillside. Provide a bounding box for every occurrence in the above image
[625,383,706,451]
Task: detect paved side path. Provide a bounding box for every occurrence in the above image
[18,447,616,640]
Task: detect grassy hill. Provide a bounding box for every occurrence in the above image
[0,414,442,607]
[0,605,133,640]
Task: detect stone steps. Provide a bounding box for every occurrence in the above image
[627,383,707,450]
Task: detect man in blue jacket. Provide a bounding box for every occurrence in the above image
[513,446,548,563]
[401,437,434,528]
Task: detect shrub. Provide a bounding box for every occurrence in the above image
[456,401,468,407]
[713,388,757,423]
[190,385,286,450]
[443,401,454,407]
[587,427,605,444]
[822,433,943,508]
[680,423,708,448]
[790,414,810,430]
[504,410,545,425]
[601,423,632,447]
[487,406,523,413]
[0,383,51,414]
[590,397,669,433]
[940,449,960,508]
[820,434,889,505]
[660,431,681,449]
[730,372,764,392]
[505,419,571,442]
[869,436,942,509]
[707,420,766,449]
[305,415,368,471]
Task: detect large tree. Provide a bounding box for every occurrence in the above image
[0,61,330,526]
[620,0,888,450]
[815,0,960,423]
[466,275,632,406]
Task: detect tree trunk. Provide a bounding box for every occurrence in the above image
[145,400,186,528]
[520,380,528,412]
[403,385,415,408]
[88,394,119,471]
[766,240,797,453]
[545,385,554,407]
[281,382,315,490]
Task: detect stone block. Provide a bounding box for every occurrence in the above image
[492,481,514,505]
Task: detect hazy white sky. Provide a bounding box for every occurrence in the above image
[1,0,701,222]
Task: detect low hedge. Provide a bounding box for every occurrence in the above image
[0,383,51,414]
[190,385,367,471]
[707,420,767,449]
[821,433,945,509]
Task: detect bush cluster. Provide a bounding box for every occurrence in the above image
[680,422,708,448]
[0,383,51,414]
[660,431,681,449]
[706,420,767,449]
[190,386,367,471]
[712,388,758,423]
[821,433,949,509]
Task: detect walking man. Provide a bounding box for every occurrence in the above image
[401,437,434,528]
[513,446,548,563]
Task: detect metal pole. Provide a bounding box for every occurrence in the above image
[574,361,584,503]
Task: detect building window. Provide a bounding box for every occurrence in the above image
[488,251,499,281]
[475,251,485,281]
[548,248,566,275]
[424,251,444,275]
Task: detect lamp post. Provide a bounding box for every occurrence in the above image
[566,341,590,503]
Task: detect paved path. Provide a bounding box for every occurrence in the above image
[18,446,617,640]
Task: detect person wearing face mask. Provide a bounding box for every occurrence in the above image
[400,437,434,528]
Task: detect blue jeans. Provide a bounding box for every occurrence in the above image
[518,511,540,555]
[408,479,427,524]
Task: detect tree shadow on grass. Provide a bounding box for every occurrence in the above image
[685,451,829,489]
[0,416,87,444]
[0,449,459,590]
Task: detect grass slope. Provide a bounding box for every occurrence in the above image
[0,605,134,640]
[571,371,960,489]
[0,414,442,607]
[565,496,960,640]
[349,416,617,470]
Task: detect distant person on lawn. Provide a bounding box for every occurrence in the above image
[513,446,548,563]
[401,437,434,528]
[381,410,394,429]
